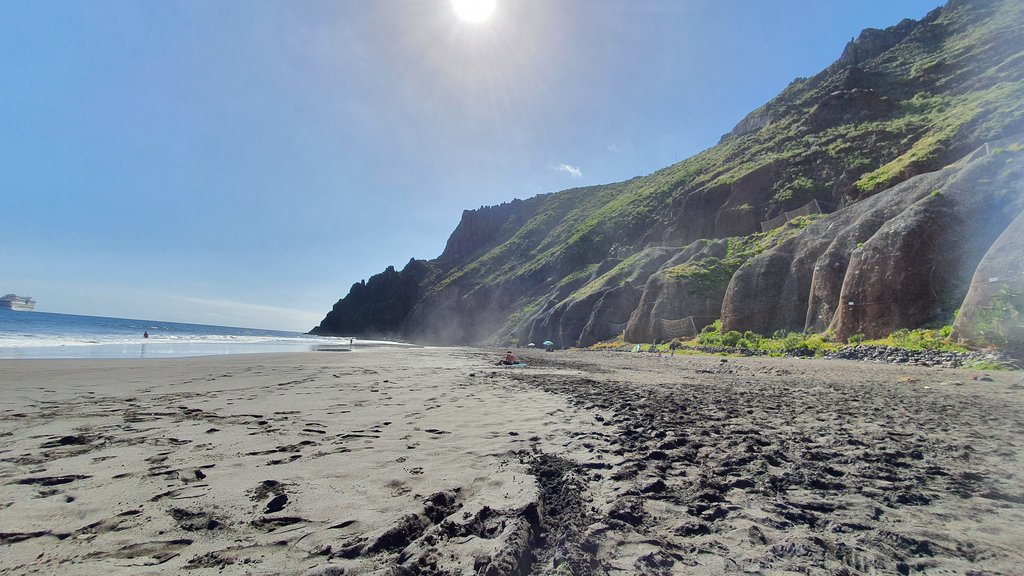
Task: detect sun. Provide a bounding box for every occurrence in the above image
[451,0,496,24]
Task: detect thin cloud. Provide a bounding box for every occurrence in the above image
[555,163,582,179]
[170,296,324,331]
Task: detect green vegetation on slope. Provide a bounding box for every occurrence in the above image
[664,215,821,297]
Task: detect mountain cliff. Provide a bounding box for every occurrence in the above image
[313,0,1024,355]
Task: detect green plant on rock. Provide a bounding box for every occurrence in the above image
[782,332,808,352]
[697,319,724,346]
[669,257,736,297]
[668,215,823,297]
[865,326,967,351]
[721,330,743,347]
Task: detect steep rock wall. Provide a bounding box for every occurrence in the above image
[625,239,728,342]
[952,208,1024,358]
[722,137,1024,339]
[829,143,1024,338]
[437,198,543,264]
[517,249,678,348]
[311,259,432,338]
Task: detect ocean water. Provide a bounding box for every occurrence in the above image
[0,310,365,359]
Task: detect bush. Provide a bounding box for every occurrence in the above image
[697,320,724,346]
[757,338,787,356]
[721,330,743,347]
[802,333,831,352]
[700,319,722,335]
[869,326,966,352]
[848,332,865,345]
[782,332,807,351]
[891,328,913,347]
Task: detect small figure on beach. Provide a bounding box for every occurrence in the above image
[143,331,149,339]
[496,351,518,365]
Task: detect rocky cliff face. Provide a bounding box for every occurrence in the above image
[722,136,1024,340]
[952,202,1024,357]
[437,198,542,264]
[314,0,1024,355]
[311,259,432,339]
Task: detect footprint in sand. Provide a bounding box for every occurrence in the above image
[97,539,193,565]
[170,507,225,531]
[265,494,289,513]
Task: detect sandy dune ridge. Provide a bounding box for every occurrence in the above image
[0,348,1022,575]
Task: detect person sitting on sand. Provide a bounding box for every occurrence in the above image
[496,351,518,365]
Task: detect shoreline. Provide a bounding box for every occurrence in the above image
[1,349,1022,574]
[0,339,421,361]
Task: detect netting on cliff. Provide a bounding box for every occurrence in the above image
[760,199,824,232]
[658,316,699,339]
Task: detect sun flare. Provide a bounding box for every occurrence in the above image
[451,0,496,24]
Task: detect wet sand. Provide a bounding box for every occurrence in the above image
[0,348,1022,575]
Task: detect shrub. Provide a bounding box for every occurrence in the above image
[872,327,966,352]
[697,320,724,346]
[802,333,831,353]
[848,332,865,345]
[721,330,743,347]
[890,328,912,347]
[782,332,807,351]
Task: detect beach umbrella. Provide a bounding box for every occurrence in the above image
[527,342,536,348]
[542,340,554,347]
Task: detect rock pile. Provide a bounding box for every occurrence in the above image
[650,344,1015,369]
[824,345,1009,368]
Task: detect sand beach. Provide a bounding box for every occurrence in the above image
[1,348,1022,575]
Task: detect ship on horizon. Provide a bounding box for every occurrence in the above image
[1,294,36,311]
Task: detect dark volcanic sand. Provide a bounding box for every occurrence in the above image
[502,351,1024,575]
[1,350,1021,575]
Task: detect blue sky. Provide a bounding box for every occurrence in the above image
[0,0,943,331]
